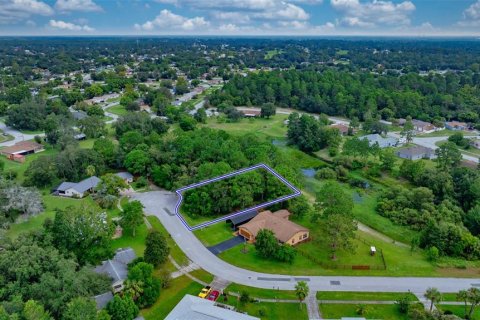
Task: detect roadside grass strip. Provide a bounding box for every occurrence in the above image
[174,163,301,231]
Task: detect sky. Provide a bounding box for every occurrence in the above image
[0,0,479,36]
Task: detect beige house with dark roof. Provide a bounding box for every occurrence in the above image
[238,210,309,246]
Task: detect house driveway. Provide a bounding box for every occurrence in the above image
[207,235,244,255]
[132,191,480,294]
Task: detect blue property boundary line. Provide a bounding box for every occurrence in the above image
[174,163,301,231]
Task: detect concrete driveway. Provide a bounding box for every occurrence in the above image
[132,190,480,294]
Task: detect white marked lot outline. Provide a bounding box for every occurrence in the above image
[174,163,301,231]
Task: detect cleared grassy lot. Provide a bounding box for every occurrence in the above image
[6,195,96,238]
[202,114,289,139]
[319,303,408,320]
[316,291,417,301]
[189,269,214,284]
[226,283,297,300]
[437,304,480,320]
[193,221,235,247]
[106,104,128,116]
[141,275,203,320]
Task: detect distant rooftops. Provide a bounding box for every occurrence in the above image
[0,140,44,156]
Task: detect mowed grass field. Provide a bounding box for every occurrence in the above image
[202,114,289,139]
[319,303,408,320]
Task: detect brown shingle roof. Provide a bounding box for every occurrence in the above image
[240,210,308,243]
[0,141,44,156]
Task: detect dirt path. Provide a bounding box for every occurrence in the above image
[357,222,409,248]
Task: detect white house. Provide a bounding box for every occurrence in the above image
[54,176,101,198]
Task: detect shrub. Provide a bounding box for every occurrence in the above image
[315,167,337,180]
[240,291,250,304]
[427,246,439,262]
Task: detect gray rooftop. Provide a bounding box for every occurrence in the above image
[165,294,259,320]
[94,248,136,283]
[396,146,434,157]
[115,172,134,180]
[94,292,113,309]
[55,176,101,194]
[360,134,398,148]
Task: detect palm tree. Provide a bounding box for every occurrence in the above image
[467,287,480,319]
[424,287,442,312]
[457,289,468,318]
[295,281,309,309]
[123,280,144,301]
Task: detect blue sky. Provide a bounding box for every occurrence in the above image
[0,0,479,36]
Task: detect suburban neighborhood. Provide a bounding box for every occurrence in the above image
[1,6,480,320]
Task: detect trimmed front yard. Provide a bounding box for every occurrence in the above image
[319,303,408,320]
[226,283,297,300]
[141,275,203,320]
[193,221,236,247]
[316,291,417,301]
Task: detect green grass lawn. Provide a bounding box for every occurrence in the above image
[193,221,235,247]
[417,129,477,137]
[240,302,307,320]
[226,283,297,300]
[3,147,59,182]
[79,138,96,149]
[0,131,14,143]
[111,221,148,256]
[438,304,480,320]
[141,275,204,320]
[189,269,214,284]
[147,216,189,265]
[203,114,289,139]
[320,303,408,320]
[106,104,128,116]
[218,225,437,277]
[316,291,417,301]
[6,195,96,238]
[441,293,459,301]
[265,49,284,59]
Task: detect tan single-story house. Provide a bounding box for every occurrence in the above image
[238,210,309,246]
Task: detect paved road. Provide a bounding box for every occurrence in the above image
[102,102,120,124]
[132,191,480,294]
[0,121,45,147]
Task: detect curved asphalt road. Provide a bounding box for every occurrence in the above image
[132,191,480,294]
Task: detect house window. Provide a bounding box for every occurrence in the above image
[302,233,308,239]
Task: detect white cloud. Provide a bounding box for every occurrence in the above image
[134,9,209,32]
[459,0,480,27]
[331,0,415,28]
[55,0,102,12]
[156,0,312,21]
[49,19,94,31]
[0,0,53,24]
[213,11,251,24]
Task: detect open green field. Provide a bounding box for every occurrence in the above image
[418,129,477,137]
[189,269,214,284]
[319,303,408,320]
[2,146,59,182]
[226,283,297,300]
[437,304,480,320]
[141,275,203,320]
[6,195,96,238]
[265,49,284,59]
[240,302,307,320]
[193,221,235,247]
[203,114,289,139]
[316,291,417,301]
[106,104,128,116]
[147,215,189,265]
[0,131,14,143]
[79,138,96,149]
